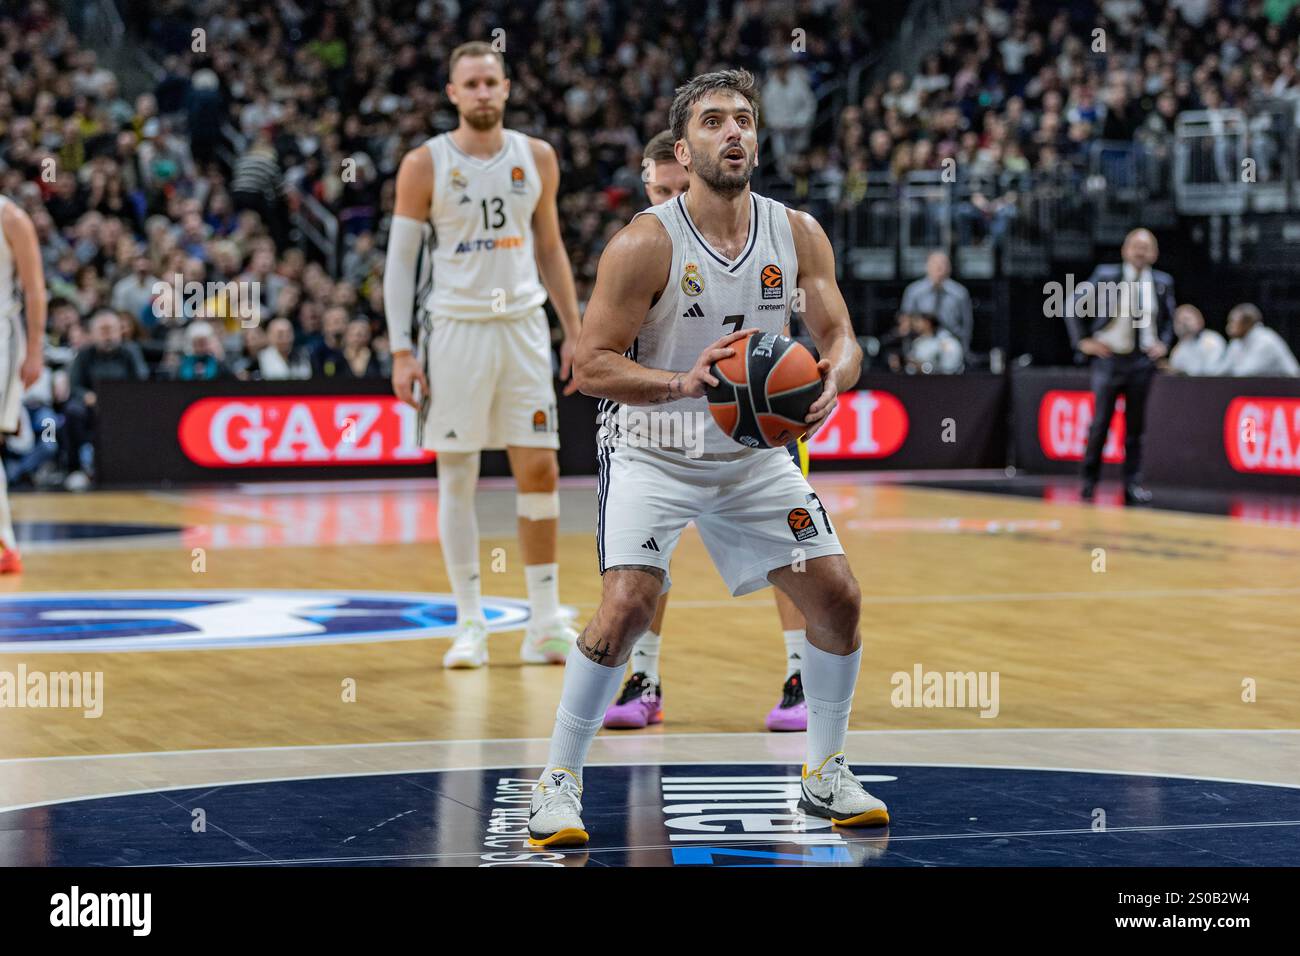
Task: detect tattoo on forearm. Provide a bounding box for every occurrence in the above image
[648,371,686,404]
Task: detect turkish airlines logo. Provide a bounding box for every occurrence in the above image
[177,396,434,467]
[804,390,908,459]
[1038,390,1125,462]
[1225,397,1300,474]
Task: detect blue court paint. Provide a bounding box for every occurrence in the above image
[14,521,184,543]
[0,591,547,652]
[2,764,1295,867]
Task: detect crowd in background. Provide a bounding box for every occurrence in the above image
[4,0,1300,490]
[0,0,869,487]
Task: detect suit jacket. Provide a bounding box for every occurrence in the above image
[1064,263,1176,363]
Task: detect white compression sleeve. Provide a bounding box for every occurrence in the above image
[382,215,425,354]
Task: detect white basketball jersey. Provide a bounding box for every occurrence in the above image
[605,191,800,457]
[423,129,547,321]
[0,196,19,337]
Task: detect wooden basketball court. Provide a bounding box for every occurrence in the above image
[1,474,1298,865]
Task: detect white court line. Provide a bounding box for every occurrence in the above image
[2,727,1297,764]
[152,818,1300,867]
[573,585,1300,608]
[4,758,1300,816]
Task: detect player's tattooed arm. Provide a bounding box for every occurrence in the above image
[648,372,688,404]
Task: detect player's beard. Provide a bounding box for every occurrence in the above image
[691,142,755,198]
[463,105,502,131]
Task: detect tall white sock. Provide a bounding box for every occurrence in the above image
[629,631,661,680]
[448,563,483,625]
[543,644,626,782]
[802,639,861,770]
[437,453,482,625]
[525,562,560,628]
[782,628,805,679]
[0,465,14,551]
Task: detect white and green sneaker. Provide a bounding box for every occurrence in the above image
[520,615,576,664]
[442,619,489,669]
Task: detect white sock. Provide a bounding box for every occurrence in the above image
[526,562,560,629]
[448,563,483,625]
[543,643,626,782]
[437,453,482,625]
[629,631,661,680]
[0,465,14,551]
[802,639,861,771]
[782,628,805,679]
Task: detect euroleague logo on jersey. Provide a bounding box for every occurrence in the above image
[760,263,783,300]
[510,165,526,192]
[787,507,818,541]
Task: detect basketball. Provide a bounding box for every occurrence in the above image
[706,331,823,448]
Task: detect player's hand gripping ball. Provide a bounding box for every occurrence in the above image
[705,331,823,448]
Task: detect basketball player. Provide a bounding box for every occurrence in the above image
[385,42,582,667]
[603,130,810,732]
[529,70,887,846]
[0,196,47,574]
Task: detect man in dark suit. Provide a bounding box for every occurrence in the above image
[1064,228,1176,505]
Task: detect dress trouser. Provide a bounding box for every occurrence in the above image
[1081,350,1155,485]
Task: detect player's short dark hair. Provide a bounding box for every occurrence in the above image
[642,130,678,163]
[669,69,760,142]
[449,41,506,79]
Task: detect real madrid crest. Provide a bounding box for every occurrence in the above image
[681,261,704,297]
[451,168,468,190]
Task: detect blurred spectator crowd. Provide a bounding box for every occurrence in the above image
[0,0,870,487]
[5,0,1300,488]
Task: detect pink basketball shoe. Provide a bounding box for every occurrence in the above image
[603,672,663,729]
[766,672,807,732]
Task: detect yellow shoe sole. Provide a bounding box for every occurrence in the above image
[832,808,890,827]
[528,828,590,847]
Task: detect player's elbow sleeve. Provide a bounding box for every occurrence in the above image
[383,215,425,354]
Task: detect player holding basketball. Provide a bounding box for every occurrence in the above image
[385,42,582,668]
[0,195,47,574]
[603,130,810,732]
[529,70,887,845]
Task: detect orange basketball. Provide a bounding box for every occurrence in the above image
[706,331,823,448]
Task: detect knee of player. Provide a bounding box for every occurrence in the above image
[809,572,861,628]
[601,583,660,636]
[516,456,558,492]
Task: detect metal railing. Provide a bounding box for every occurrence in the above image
[1174,109,1249,215]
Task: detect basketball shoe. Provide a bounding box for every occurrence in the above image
[799,753,890,827]
[520,613,577,664]
[442,619,489,669]
[603,672,663,729]
[0,549,22,575]
[765,671,807,731]
[527,768,589,847]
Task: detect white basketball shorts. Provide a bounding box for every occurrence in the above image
[596,442,845,596]
[419,308,560,453]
